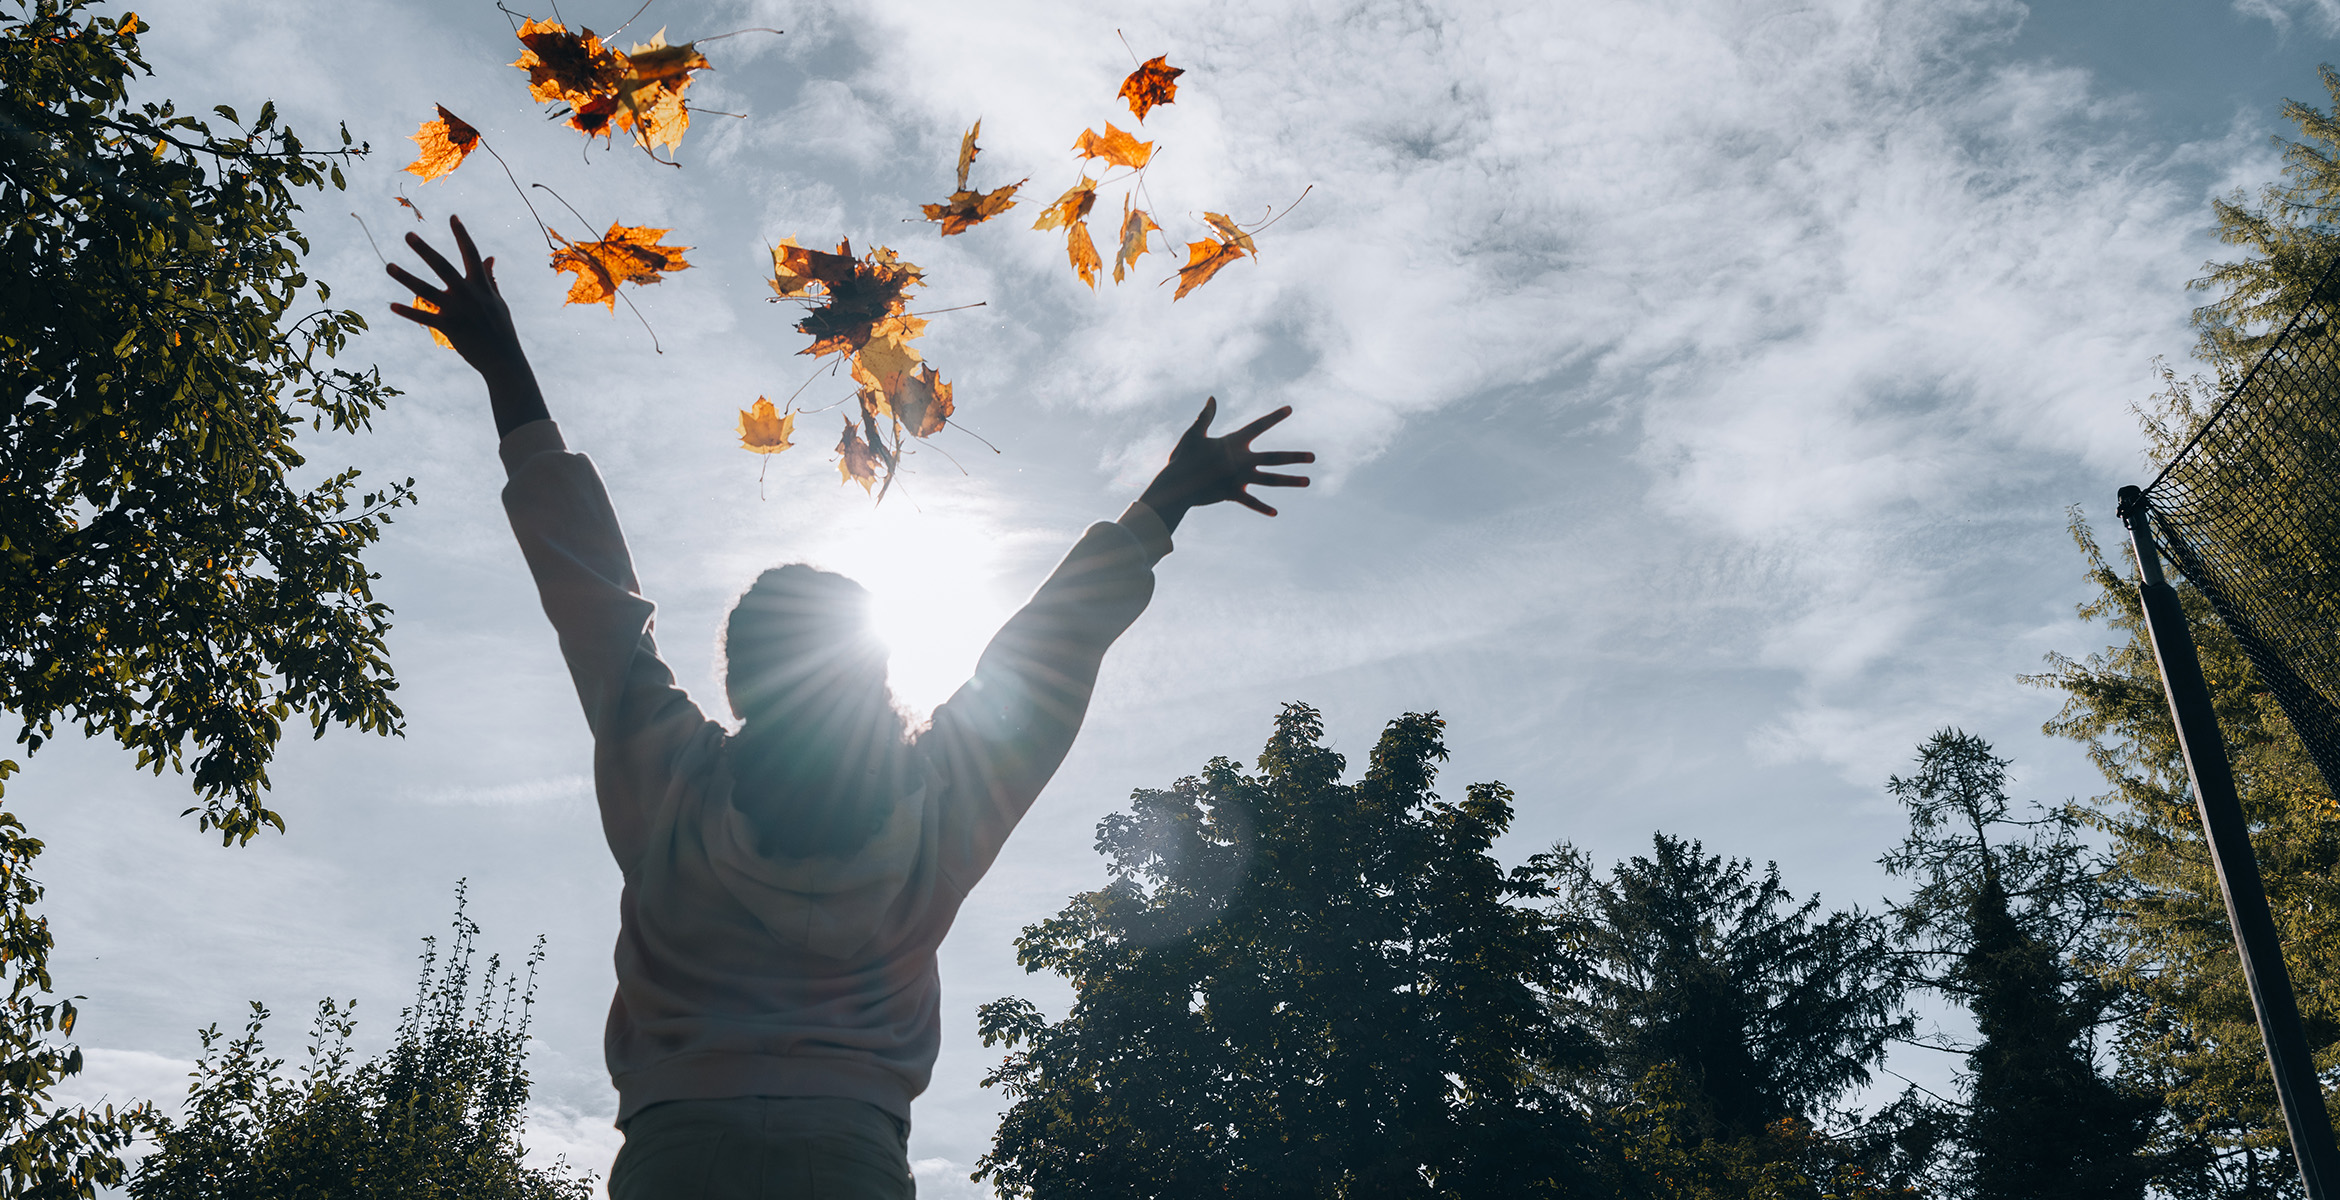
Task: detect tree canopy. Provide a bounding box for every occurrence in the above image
[0,0,410,842]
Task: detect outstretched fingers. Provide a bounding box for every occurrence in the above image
[1229,404,1293,445]
[1233,491,1278,517]
[450,215,485,279]
[1250,471,1310,488]
[404,230,464,290]
[1252,450,1315,466]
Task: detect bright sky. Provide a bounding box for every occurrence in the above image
[23,1,2340,1194]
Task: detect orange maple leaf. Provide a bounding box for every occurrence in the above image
[1204,211,1259,256]
[1068,221,1102,289]
[850,330,924,397]
[512,19,626,135]
[1118,55,1184,122]
[550,224,692,309]
[836,417,883,493]
[924,184,1024,236]
[403,105,480,183]
[409,296,454,349]
[1073,123,1153,170]
[1172,236,1248,300]
[739,397,796,454]
[1032,178,1098,231]
[1113,197,1160,284]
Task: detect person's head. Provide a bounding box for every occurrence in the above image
[722,565,909,857]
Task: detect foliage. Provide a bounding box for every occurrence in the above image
[1597,1063,1939,1200]
[130,892,592,1200]
[2189,65,2340,366]
[0,0,410,842]
[1544,833,1908,1146]
[0,802,147,1199]
[2026,515,2340,1197]
[975,703,1602,1199]
[1880,729,2155,1199]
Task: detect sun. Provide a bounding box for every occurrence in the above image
[813,508,1014,720]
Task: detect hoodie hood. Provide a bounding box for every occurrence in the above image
[703,766,933,962]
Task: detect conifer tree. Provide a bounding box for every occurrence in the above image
[1881,730,2154,1199]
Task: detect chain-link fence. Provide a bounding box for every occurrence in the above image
[2139,261,2340,801]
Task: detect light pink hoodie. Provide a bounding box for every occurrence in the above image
[498,420,1172,1124]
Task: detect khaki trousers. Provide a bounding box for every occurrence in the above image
[610,1096,914,1199]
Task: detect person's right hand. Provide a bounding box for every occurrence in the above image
[1138,398,1315,530]
[387,214,526,382]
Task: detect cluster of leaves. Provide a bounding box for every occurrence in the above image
[2,0,409,840]
[130,891,592,1200]
[753,239,951,496]
[917,51,1267,299]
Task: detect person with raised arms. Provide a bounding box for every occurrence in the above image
[388,216,1314,1198]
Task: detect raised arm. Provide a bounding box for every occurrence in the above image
[923,399,1315,885]
[387,215,550,437]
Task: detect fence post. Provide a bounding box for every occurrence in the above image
[2118,484,2339,1198]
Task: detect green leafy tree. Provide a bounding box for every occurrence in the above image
[1,0,409,842]
[975,703,1602,1199]
[130,890,592,1200]
[0,805,145,1198]
[1880,729,2155,1199]
[2027,516,2340,1199]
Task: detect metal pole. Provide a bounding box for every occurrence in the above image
[2118,484,2339,1198]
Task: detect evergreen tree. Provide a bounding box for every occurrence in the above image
[975,704,1600,1199]
[2028,516,2340,1198]
[130,891,592,1200]
[1545,834,1922,1197]
[1880,729,2154,1199]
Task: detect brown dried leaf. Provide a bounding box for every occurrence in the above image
[956,119,981,191]
[1113,196,1160,284]
[836,417,882,493]
[923,182,1025,236]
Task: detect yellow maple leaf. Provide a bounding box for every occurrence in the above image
[1068,220,1102,290]
[409,296,454,349]
[403,105,480,183]
[738,397,796,454]
[1172,236,1247,300]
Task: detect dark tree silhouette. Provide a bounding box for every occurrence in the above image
[976,703,1601,1199]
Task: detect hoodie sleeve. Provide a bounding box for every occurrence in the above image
[499,420,712,868]
[918,502,1173,889]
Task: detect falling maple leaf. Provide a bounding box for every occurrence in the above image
[1113,196,1160,284]
[891,365,954,438]
[836,417,882,493]
[849,330,923,396]
[1067,220,1102,289]
[924,184,1023,236]
[512,18,626,135]
[550,224,692,309]
[956,119,982,191]
[1203,211,1259,256]
[1172,235,1248,300]
[924,122,1023,235]
[611,29,710,155]
[1031,178,1099,231]
[739,397,796,454]
[1073,123,1153,170]
[1118,55,1184,122]
[410,296,454,349]
[403,105,480,183]
[396,196,425,221]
